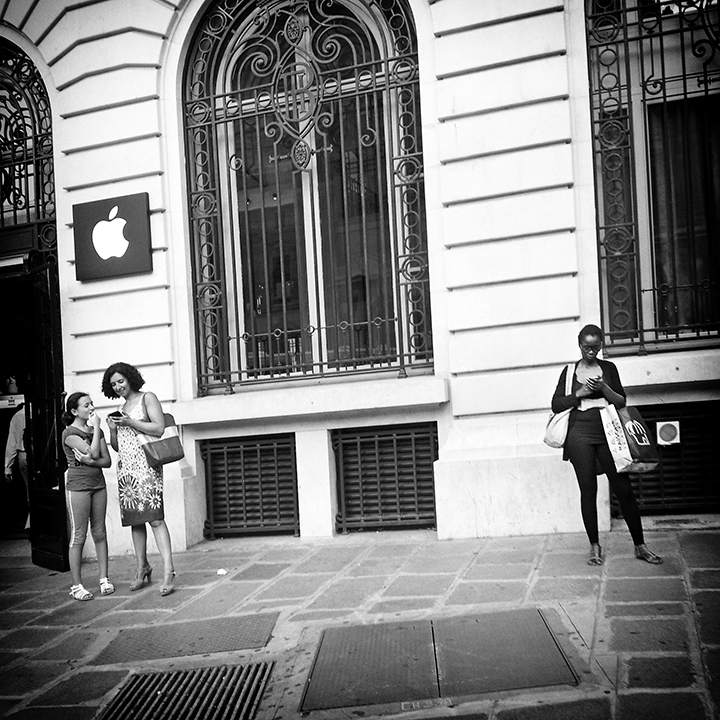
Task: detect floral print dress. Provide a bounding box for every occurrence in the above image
[116,394,164,526]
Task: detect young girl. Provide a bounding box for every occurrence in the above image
[62,392,114,600]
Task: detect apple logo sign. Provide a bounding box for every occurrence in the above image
[92,205,130,259]
[73,192,152,281]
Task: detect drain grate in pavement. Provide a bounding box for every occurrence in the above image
[301,609,577,711]
[91,613,278,665]
[96,662,273,720]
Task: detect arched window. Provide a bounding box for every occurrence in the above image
[184,0,431,393]
[0,39,55,238]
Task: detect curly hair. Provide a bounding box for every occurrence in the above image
[578,324,604,344]
[101,362,145,399]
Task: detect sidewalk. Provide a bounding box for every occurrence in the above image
[0,526,718,720]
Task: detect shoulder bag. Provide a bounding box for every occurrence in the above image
[543,363,574,448]
[135,395,185,468]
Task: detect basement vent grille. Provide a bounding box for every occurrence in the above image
[96,662,273,720]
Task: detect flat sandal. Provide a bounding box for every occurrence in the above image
[587,544,603,566]
[635,544,663,564]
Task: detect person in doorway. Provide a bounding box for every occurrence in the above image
[62,392,114,601]
[551,324,663,566]
[4,402,30,531]
[102,362,176,596]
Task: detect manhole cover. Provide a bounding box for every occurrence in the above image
[301,609,577,711]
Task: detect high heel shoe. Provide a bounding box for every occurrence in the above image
[160,571,176,597]
[130,564,152,591]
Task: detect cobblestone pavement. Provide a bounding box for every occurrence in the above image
[0,527,718,720]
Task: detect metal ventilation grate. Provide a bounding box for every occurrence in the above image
[334,422,438,533]
[203,433,299,538]
[96,662,273,720]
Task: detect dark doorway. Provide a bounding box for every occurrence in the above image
[0,269,31,536]
[1,37,68,570]
[0,257,69,570]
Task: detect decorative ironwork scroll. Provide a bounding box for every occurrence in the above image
[586,0,719,350]
[184,0,431,392]
[0,39,55,240]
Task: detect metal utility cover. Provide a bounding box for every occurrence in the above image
[301,620,437,711]
[433,609,577,696]
[301,610,577,712]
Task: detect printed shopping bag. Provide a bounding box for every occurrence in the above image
[600,405,659,473]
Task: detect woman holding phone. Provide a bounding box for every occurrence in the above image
[551,324,662,566]
[102,362,176,596]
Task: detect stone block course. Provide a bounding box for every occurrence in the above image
[604,577,687,602]
[616,692,708,720]
[625,655,697,688]
[610,617,689,652]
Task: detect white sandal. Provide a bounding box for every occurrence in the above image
[99,577,115,595]
[69,584,94,601]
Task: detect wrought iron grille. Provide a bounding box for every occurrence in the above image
[183,0,432,393]
[333,421,437,533]
[585,1,720,351]
[0,40,55,236]
[202,433,299,537]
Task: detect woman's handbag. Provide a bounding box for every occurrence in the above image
[599,404,659,473]
[136,413,185,468]
[543,363,574,448]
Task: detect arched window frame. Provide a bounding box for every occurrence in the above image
[183,0,432,394]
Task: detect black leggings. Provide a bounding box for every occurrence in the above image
[566,440,644,546]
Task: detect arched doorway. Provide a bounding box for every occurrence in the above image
[0,37,68,571]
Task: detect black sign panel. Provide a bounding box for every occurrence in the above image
[73,193,152,281]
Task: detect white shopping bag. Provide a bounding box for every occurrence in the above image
[599,404,633,472]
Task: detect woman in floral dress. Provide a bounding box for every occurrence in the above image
[102,362,176,596]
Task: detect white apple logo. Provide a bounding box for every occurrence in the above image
[91,205,130,260]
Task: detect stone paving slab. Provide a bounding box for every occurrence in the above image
[624,655,696,688]
[255,573,333,600]
[0,662,70,696]
[166,581,264,621]
[604,577,687,602]
[537,553,602,577]
[345,555,410,577]
[693,590,720,644]
[307,576,386,609]
[26,596,127,626]
[678,532,720,567]
[465,562,533,580]
[231,562,292,581]
[446,581,526,605]
[604,602,686,617]
[690,569,720,589]
[1,626,66,648]
[495,698,612,720]
[28,669,129,706]
[616,692,709,720]
[609,617,690,652]
[605,556,683,577]
[530,577,600,601]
